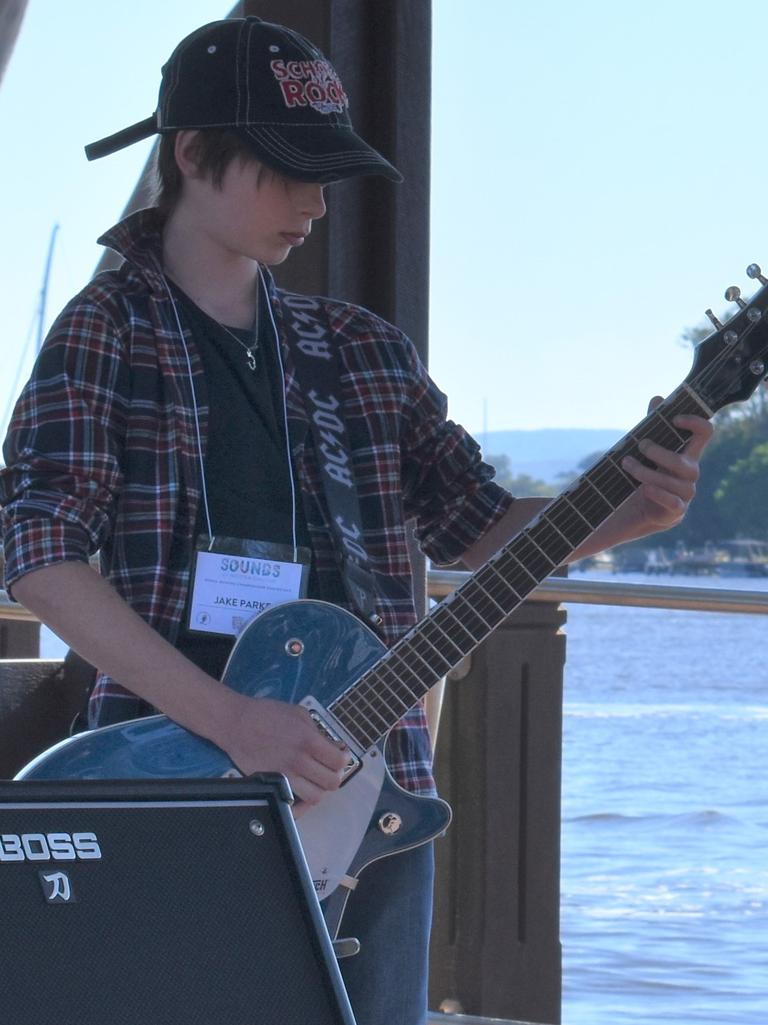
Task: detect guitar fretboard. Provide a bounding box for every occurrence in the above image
[328,386,708,751]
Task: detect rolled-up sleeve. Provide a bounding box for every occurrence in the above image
[0,298,129,595]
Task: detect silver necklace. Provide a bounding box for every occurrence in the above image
[219,298,260,371]
[220,323,258,370]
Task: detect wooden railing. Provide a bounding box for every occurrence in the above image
[429,1014,542,1025]
[429,570,768,614]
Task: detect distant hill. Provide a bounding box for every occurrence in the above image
[477,428,624,484]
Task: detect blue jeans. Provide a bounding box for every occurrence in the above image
[336,842,434,1025]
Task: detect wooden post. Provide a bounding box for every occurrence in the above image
[0,0,28,86]
[0,659,86,778]
[0,619,40,658]
[429,599,566,1025]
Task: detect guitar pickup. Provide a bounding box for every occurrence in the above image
[308,710,362,785]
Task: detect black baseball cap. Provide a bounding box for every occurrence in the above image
[85,17,402,184]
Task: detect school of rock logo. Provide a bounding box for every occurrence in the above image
[271,59,348,115]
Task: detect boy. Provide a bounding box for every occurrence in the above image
[0,17,711,1025]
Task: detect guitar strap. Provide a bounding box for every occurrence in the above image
[279,291,381,627]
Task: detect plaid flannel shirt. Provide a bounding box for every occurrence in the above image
[0,209,513,794]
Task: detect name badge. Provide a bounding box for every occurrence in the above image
[187,536,311,637]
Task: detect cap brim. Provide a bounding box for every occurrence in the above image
[84,115,403,183]
[237,124,403,184]
[85,116,158,161]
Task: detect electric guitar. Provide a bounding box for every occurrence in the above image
[16,265,768,938]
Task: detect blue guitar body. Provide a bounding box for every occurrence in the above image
[16,600,451,936]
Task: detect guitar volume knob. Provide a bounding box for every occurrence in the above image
[378,812,403,835]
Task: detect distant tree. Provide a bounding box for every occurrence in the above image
[657,405,768,547]
[485,453,557,497]
[554,449,604,487]
[670,318,768,544]
[714,442,768,540]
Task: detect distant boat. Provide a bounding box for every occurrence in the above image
[668,542,720,577]
[643,547,672,575]
[716,539,768,578]
[571,550,615,572]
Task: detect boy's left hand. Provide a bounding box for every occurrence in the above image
[620,397,714,531]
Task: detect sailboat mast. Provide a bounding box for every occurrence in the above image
[36,223,59,353]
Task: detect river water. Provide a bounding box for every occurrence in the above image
[562,570,768,1025]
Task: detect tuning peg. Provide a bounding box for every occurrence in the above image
[747,264,768,285]
[705,308,724,331]
[725,285,748,310]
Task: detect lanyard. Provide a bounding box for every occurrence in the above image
[164,269,301,560]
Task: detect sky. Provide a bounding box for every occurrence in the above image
[3,0,768,441]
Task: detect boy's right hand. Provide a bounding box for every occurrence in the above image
[216,693,350,808]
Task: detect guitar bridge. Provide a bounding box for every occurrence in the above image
[308,710,362,786]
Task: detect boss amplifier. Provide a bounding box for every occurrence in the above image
[0,776,356,1025]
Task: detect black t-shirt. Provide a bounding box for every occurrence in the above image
[170,282,313,678]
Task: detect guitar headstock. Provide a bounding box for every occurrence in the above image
[687,264,768,414]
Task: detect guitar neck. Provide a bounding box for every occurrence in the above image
[328,384,710,751]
